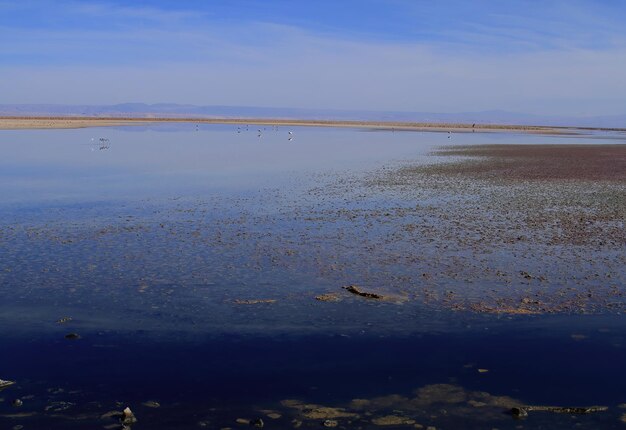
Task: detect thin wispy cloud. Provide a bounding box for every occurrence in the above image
[1,0,625,116]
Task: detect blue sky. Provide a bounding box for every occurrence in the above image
[1,0,625,115]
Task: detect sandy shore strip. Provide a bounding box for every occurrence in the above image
[0,116,615,134]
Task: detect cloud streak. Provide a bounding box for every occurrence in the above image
[1,0,625,115]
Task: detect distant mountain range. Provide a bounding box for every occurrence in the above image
[1,103,625,128]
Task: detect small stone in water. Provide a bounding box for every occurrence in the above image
[122,406,137,425]
[0,379,16,391]
[323,420,338,427]
[12,398,23,407]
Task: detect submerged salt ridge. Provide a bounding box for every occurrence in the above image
[0,125,625,429]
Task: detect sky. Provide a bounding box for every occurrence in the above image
[1,0,625,116]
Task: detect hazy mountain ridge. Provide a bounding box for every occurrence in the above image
[1,104,624,128]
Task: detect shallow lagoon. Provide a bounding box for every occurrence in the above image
[0,124,625,429]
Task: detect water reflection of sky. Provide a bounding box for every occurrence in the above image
[0,124,435,205]
[3,124,617,207]
[1,125,625,430]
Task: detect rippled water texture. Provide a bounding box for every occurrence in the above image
[0,124,625,429]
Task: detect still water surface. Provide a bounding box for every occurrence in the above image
[0,124,624,429]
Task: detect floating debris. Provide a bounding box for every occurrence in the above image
[141,400,160,408]
[233,299,276,305]
[0,379,15,390]
[56,316,72,324]
[281,399,358,419]
[64,333,81,340]
[371,415,416,426]
[122,406,138,426]
[343,285,384,299]
[510,405,608,418]
[44,401,74,412]
[101,410,123,420]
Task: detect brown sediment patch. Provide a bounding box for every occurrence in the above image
[360,142,626,315]
[315,293,341,302]
[464,302,543,315]
[371,415,416,425]
[280,400,358,420]
[285,383,523,425]
[431,144,626,182]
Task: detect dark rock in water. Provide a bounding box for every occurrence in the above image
[251,418,264,428]
[342,285,383,299]
[12,398,23,407]
[65,333,81,340]
[510,407,528,418]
